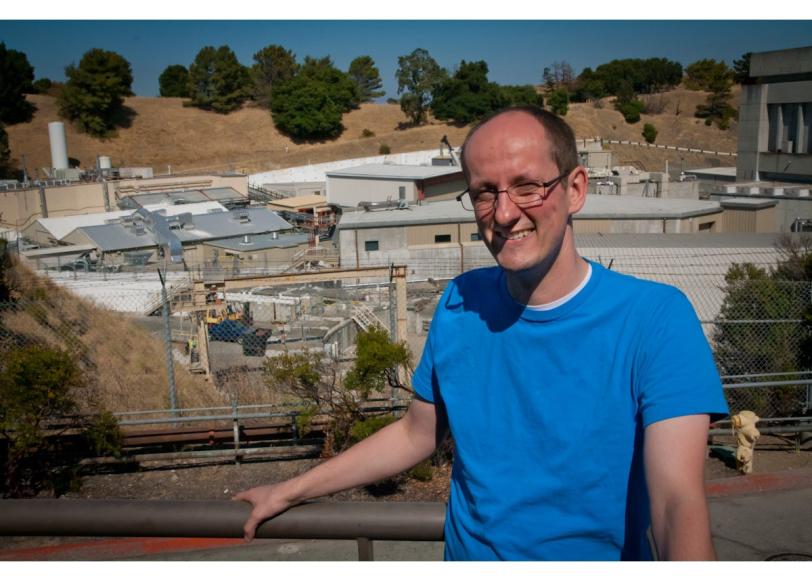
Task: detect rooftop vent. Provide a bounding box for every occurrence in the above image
[239,235,253,246]
[236,210,251,223]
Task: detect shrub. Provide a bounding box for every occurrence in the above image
[642,123,658,144]
[379,144,391,155]
[361,128,375,138]
[0,346,121,497]
[547,89,569,116]
[615,98,645,124]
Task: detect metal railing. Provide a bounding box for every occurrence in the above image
[0,499,446,561]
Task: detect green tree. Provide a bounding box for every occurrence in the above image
[396,48,447,125]
[0,346,122,497]
[159,64,190,97]
[349,55,385,102]
[571,67,608,103]
[57,48,134,137]
[500,85,543,108]
[642,123,658,144]
[0,42,36,124]
[694,71,736,130]
[0,123,14,179]
[187,45,250,114]
[732,52,753,84]
[684,59,731,92]
[614,81,645,124]
[264,325,412,454]
[270,56,359,140]
[431,60,507,125]
[547,89,569,116]
[32,78,52,94]
[713,238,812,417]
[251,44,298,104]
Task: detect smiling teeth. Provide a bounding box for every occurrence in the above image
[502,230,532,240]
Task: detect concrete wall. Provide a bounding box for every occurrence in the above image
[572,215,721,234]
[422,174,467,201]
[327,176,417,206]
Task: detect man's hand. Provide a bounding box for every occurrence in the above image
[232,482,297,542]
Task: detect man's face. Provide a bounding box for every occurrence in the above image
[464,112,576,276]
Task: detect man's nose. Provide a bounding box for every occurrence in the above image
[493,190,521,224]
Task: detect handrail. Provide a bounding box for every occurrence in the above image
[0,499,446,543]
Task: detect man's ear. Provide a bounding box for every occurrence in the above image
[566,166,588,215]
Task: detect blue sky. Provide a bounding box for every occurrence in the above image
[1,20,811,99]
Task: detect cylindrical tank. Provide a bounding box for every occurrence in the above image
[99,156,112,170]
[48,122,69,170]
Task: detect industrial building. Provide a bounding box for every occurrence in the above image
[54,207,301,270]
[325,163,466,207]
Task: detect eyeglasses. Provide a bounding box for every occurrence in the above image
[456,171,570,213]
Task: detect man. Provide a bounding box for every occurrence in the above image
[234,106,728,560]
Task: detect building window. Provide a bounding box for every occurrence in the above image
[470,232,482,241]
[698,221,714,232]
[434,234,451,243]
[398,186,406,201]
[364,240,379,251]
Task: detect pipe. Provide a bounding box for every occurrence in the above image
[0,500,446,542]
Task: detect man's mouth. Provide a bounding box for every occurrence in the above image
[496,229,534,241]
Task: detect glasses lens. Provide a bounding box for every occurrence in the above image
[460,192,475,211]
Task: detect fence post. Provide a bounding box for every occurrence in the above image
[232,398,241,466]
[158,268,178,417]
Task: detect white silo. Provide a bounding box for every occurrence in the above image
[48,122,69,170]
[99,156,112,170]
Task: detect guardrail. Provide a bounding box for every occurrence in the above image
[0,499,446,560]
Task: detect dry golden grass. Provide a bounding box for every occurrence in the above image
[6,87,739,177]
[1,260,226,413]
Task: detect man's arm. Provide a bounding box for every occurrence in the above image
[233,398,444,541]
[644,414,716,560]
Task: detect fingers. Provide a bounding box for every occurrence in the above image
[243,514,261,542]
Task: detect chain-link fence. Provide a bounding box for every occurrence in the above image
[4,248,811,420]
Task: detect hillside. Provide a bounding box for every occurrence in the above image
[6,88,739,177]
[0,258,226,413]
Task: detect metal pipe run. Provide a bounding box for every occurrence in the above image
[723,379,812,390]
[0,500,446,542]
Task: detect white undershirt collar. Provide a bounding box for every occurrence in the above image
[523,263,593,311]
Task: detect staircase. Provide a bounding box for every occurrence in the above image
[351,305,388,332]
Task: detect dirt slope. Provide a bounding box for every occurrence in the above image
[6,87,739,177]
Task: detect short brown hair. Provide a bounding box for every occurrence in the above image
[460,105,579,182]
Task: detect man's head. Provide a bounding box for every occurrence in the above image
[460,106,588,283]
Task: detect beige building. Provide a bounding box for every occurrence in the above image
[338,196,778,278]
[0,174,248,234]
[325,164,466,208]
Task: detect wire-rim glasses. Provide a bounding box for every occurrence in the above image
[456,171,570,213]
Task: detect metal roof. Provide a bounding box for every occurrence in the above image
[74,208,293,252]
[31,202,228,240]
[204,232,311,252]
[338,196,723,230]
[123,187,245,207]
[267,195,330,209]
[326,163,463,181]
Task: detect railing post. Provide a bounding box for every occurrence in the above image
[232,398,241,466]
[357,537,374,561]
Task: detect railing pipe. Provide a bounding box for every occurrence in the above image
[0,500,446,542]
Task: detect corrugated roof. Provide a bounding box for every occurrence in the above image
[33,202,228,240]
[75,208,293,252]
[326,163,463,180]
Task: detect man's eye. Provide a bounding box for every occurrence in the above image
[475,190,497,199]
[513,183,541,196]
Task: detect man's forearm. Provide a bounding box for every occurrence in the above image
[282,411,438,503]
[652,493,716,560]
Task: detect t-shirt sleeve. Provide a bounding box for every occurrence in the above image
[635,288,729,427]
[412,313,437,403]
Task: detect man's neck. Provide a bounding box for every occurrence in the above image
[505,235,588,307]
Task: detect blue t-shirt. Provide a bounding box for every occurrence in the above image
[412,261,729,561]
